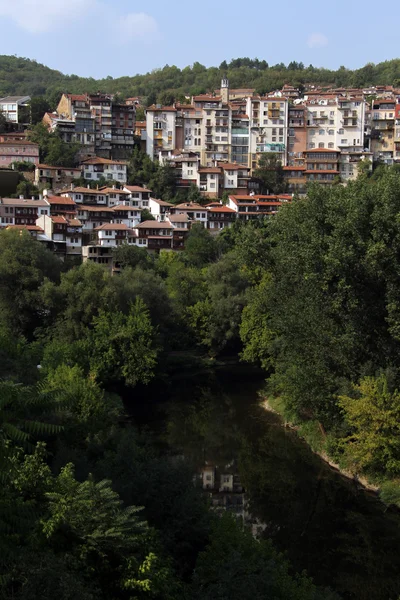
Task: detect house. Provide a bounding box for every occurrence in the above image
[123,185,152,208]
[81,157,128,184]
[36,214,83,257]
[98,186,131,207]
[34,164,81,188]
[0,197,50,226]
[45,195,77,217]
[75,205,115,233]
[0,140,39,167]
[91,222,135,247]
[197,167,222,197]
[134,220,174,251]
[148,197,174,221]
[112,204,141,227]
[283,166,307,194]
[170,202,208,226]
[5,224,44,239]
[0,96,30,124]
[206,205,237,231]
[59,186,108,205]
[228,194,291,220]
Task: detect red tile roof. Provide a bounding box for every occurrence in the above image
[81,157,127,166]
[51,216,68,224]
[136,221,173,229]
[208,206,236,213]
[47,196,76,205]
[94,223,131,231]
[124,185,152,193]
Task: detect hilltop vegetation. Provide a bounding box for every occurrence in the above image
[2,55,400,106]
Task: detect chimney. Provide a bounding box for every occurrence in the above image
[19,195,24,200]
[31,196,35,200]
[43,188,49,197]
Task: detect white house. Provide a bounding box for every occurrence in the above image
[81,157,128,184]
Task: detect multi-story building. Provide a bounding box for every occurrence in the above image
[170,202,208,225]
[80,157,128,184]
[0,96,30,125]
[288,106,307,166]
[206,205,237,231]
[60,186,108,205]
[248,96,289,168]
[227,194,292,220]
[371,98,396,164]
[46,194,77,218]
[123,185,151,208]
[134,220,174,251]
[305,149,340,184]
[36,214,83,257]
[35,164,81,188]
[0,197,50,226]
[111,103,135,159]
[0,140,39,167]
[146,106,177,159]
[194,93,231,164]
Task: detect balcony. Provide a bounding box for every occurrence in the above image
[232,128,249,135]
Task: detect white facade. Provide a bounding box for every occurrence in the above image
[146,109,177,159]
[305,98,365,153]
[247,97,288,167]
[82,162,127,184]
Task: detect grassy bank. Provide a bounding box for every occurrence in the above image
[261,395,400,506]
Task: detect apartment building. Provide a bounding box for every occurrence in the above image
[370,98,396,164]
[123,185,151,208]
[146,106,177,159]
[305,149,340,184]
[247,96,289,168]
[46,195,77,217]
[0,140,39,167]
[194,93,231,164]
[111,103,135,159]
[0,96,30,124]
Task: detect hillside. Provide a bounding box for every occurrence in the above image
[2,55,400,105]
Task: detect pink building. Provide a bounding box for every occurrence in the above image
[0,140,39,167]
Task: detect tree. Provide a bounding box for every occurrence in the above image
[89,298,158,387]
[192,513,337,600]
[339,374,400,474]
[27,123,80,167]
[113,243,154,270]
[187,183,203,203]
[29,96,51,125]
[141,208,155,221]
[0,229,61,337]
[184,224,218,268]
[253,153,286,194]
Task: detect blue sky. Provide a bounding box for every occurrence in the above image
[0,0,397,79]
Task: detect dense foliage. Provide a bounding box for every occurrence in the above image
[0,226,335,599]
[3,55,400,104]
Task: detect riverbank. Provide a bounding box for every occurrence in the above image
[261,395,384,496]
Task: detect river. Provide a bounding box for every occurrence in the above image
[129,366,400,600]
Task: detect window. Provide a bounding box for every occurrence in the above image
[341,139,348,145]
[328,142,334,148]
[338,128,344,135]
[310,130,315,136]
[318,143,325,148]
[309,142,315,149]
[319,129,324,135]
[328,129,334,135]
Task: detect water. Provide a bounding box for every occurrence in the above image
[130,367,400,600]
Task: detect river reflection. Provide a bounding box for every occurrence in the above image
[161,371,400,600]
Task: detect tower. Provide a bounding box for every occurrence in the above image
[221,78,229,104]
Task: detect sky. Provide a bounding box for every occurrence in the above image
[0,0,398,79]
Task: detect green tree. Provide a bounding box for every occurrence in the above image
[29,96,51,125]
[90,298,158,387]
[339,374,400,474]
[184,223,218,268]
[253,153,286,194]
[192,513,337,600]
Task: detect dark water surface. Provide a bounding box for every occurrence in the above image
[129,367,400,600]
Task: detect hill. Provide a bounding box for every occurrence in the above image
[2,55,400,106]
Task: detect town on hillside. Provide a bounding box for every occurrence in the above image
[0,79,398,266]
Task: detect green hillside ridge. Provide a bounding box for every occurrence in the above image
[2,55,400,105]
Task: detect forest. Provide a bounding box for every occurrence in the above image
[4,165,400,597]
[2,54,400,105]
